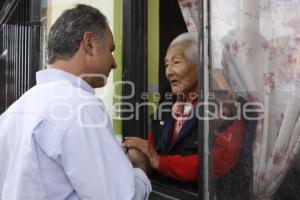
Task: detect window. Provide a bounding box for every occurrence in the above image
[124,0,300,199]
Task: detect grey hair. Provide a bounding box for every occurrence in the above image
[168,32,199,65]
[47,4,108,64]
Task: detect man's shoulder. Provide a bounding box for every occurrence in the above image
[5,81,103,122]
[33,80,100,105]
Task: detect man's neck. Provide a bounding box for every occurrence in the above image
[48,58,85,77]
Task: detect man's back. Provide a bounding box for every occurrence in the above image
[0,69,151,200]
[0,69,103,199]
[0,108,48,200]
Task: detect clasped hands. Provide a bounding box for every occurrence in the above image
[122,137,160,174]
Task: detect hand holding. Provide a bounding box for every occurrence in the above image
[122,137,160,169]
[127,148,151,174]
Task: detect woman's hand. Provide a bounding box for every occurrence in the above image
[122,137,160,169]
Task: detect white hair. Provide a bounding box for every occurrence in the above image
[168,32,199,65]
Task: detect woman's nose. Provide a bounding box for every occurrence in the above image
[165,65,174,77]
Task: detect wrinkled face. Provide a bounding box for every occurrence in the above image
[165,43,198,95]
[90,27,116,87]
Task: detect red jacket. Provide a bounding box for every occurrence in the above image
[148,119,245,182]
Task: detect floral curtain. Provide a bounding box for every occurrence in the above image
[178,0,300,199]
[177,0,198,32]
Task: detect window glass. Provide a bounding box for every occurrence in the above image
[210,0,300,199]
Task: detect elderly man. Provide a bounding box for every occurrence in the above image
[123,32,245,185]
[0,4,151,200]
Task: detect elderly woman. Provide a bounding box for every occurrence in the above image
[122,32,245,184]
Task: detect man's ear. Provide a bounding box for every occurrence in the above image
[82,32,96,56]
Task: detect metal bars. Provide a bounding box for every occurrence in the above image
[0,0,40,114]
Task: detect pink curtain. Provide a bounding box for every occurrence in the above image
[178,0,300,199]
[177,0,199,32]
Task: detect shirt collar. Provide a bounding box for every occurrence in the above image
[172,95,198,117]
[36,68,95,95]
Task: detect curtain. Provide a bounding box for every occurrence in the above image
[177,0,198,32]
[178,0,300,199]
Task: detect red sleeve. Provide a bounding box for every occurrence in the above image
[158,154,198,182]
[212,119,245,177]
[151,119,245,181]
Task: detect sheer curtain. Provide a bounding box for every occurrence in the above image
[178,0,300,199]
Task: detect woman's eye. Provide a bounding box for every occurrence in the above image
[174,61,180,64]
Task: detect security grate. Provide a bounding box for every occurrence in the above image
[0,0,40,114]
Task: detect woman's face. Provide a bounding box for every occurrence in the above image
[165,43,198,95]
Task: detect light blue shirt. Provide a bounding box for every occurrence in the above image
[0,69,151,200]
